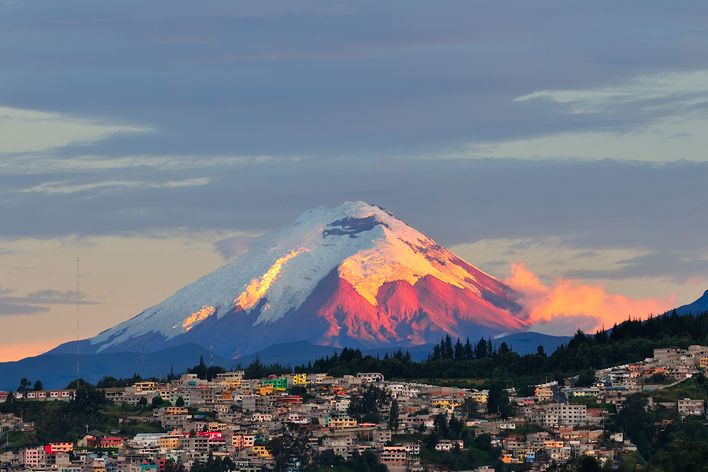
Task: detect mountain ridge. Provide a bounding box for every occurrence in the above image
[0,333,571,390]
[82,202,528,357]
[674,289,708,316]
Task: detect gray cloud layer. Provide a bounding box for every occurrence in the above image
[1,0,708,287]
[2,0,708,159]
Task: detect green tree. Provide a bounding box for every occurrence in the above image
[614,395,653,457]
[388,398,399,431]
[576,369,596,387]
[175,396,185,407]
[32,380,43,391]
[164,460,186,472]
[433,413,449,438]
[475,338,488,358]
[17,377,31,394]
[487,383,512,418]
[151,395,164,409]
[348,385,388,423]
[578,456,601,472]
[268,433,310,471]
[189,356,208,380]
[462,398,479,419]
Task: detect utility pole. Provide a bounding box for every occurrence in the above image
[76,256,81,386]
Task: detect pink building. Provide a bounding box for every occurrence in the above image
[23,447,46,468]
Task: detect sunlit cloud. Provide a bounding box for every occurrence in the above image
[505,262,676,335]
[0,106,149,154]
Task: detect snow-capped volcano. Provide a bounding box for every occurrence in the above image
[89,202,528,357]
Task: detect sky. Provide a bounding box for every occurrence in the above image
[1,0,708,361]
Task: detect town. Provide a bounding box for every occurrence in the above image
[1,345,707,472]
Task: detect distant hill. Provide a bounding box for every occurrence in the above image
[0,331,570,390]
[0,344,234,390]
[234,332,570,366]
[674,290,708,316]
[494,332,570,355]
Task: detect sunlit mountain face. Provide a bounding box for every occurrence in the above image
[84,202,528,358]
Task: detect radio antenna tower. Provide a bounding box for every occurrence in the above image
[75,256,81,382]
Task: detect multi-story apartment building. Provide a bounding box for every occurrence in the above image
[677,398,705,418]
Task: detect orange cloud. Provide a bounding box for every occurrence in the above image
[505,262,676,334]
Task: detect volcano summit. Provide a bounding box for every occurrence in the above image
[80,202,528,358]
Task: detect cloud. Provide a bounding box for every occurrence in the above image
[0,287,99,316]
[0,299,48,315]
[468,69,708,162]
[2,157,708,265]
[467,114,708,162]
[19,177,211,194]
[213,233,263,260]
[0,106,149,154]
[22,289,98,304]
[450,238,647,281]
[2,1,707,161]
[566,251,708,281]
[505,263,675,335]
[515,70,708,114]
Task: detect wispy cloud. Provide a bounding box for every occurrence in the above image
[213,232,265,260]
[469,70,708,162]
[0,106,149,154]
[19,177,211,194]
[515,70,708,113]
[0,286,99,316]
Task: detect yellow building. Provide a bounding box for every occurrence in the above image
[133,381,157,393]
[433,399,461,412]
[164,406,188,415]
[292,373,307,386]
[469,390,488,405]
[252,445,272,458]
[208,421,227,431]
[535,385,554,402]
[326,416,358,429]
[158,435,181,451]
[257,385,274,396]
[699,356,708,369]
[215,371,244,388]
